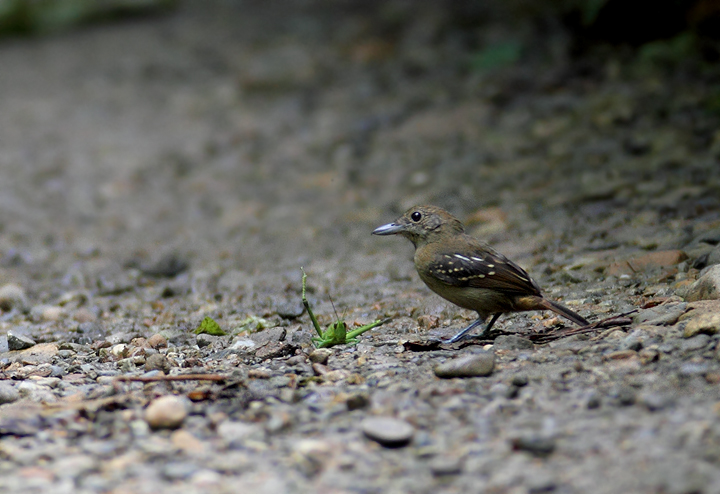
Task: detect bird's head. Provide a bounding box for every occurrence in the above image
[372,205,465,247]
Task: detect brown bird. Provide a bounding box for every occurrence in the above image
[372,205,589,342]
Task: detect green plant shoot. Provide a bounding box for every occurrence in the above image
[301,268,389,348]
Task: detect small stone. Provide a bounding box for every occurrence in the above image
[276,301,304,319]
[639,392,672,411]
[196,333,226,349]
[493,335,534,350]
[685,265,720,301]
[308,348,332,364]
[429,456,463,476]
[41,305,64,321]
[681,334,711,351]
[145,354,171,374]
[346,392,370,411]
[17,343,59,365]
[0,283,27,311]
[217,420,264,448]
[638,348,659,364]
[361,417,414,447]
[633,303,687,326]
[511,373,529,387]
[147,334,168,349]
[0,382,20,405]
[511,435,556,457]
[144,395,190,430]
[586,391,602,409]
[250,327,286,347]
[607,250,688,276]
[111,344,129,358]
[7,330,36,351]
[684,313,720,337]
[434,352,495,378]
[611,386,636,406]
[606,349,637,360]
[255,341,295,360]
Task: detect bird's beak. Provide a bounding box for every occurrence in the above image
[372,222,405,235]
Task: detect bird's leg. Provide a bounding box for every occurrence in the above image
[445,313,501,343]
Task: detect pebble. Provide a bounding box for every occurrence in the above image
[493,335,534,350]
[217,420,265,448]
[6,330,36,351]
[0,382,20,404]
[681,334,711,351]
[684,313,720,337]
[511,373,529,387]
[147,334,168,349]
[685,265,720,301]
[361,417,414,447]
[276,301,304,319]
[434,352,495,378]
[429,456,463,476]
[346,392,370,411]
[511,434,556,456]
[308,348,332,364]
[0,283,27,311]
[633,303,687,326]
[144,395,191,430]
[145,353,172,373]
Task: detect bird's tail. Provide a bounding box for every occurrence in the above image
[517,296,589,327]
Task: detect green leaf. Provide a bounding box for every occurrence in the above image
[470,41,522,72]
[194,316,226,336]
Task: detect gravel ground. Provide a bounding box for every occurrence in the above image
[2,2,720,493]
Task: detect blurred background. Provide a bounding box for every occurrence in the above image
[0,0,719,300]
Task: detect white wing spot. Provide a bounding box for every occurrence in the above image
[488,271,495,276]
[478,274,485,278]
[471,257,484,262]
[454,254,470,261]
[487,264,494,268]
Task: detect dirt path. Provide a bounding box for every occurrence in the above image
[1,2,720,493]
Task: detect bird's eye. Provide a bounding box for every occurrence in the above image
[411,211,422,222]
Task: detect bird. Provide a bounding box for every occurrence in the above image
[372,205,589,343]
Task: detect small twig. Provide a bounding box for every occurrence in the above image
[114,374,227,383]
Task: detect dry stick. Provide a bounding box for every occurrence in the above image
[114,374,227,383]
[529,309,637,344]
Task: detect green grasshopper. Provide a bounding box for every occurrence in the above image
[301,268,389,348]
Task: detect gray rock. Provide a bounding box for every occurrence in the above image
[493,334,534,350]
[511,373,529,387]
[250,327,286,346]
[434,352,495,378]
[217,420,265,449]
[7,330,36,351]
[346,392,370,411]
[361,417,414,447]
[511,434,556,456]
[685,265,720,301]
[681,334,711,352]
[308,348,332,364]
[0,283,27,312]
[633,303,687,326]
[0,382,20,405]
[196,333,227,349]
[429,456,463,476]
[639,392,673,411]
[276,301,304,319]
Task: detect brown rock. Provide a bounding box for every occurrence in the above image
[607,250,688,276]
[144,395,190,430]
[685,265,720,302]
[147,334,168,349]
[684,312,720,338]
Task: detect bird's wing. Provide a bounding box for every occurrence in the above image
[426,245,542,295]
